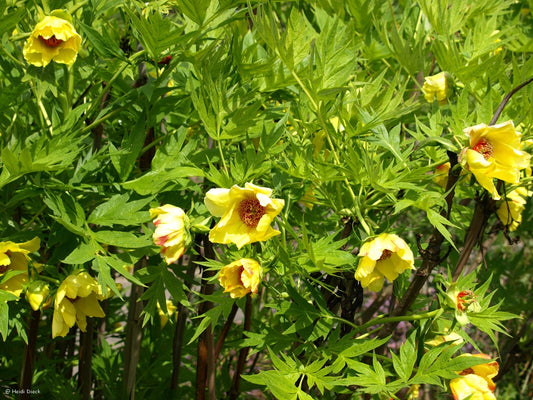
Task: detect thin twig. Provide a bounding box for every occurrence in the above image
[215,302,239,359]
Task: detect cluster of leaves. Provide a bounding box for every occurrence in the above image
[1,0,533,399]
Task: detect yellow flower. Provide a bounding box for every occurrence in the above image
[354,233,415,292]
[450,354,498,400]
[425,331,464,347]
[52,271,105,338]
[422,72,454,105]
[204,183,285,249]
[434,162,451,188]
[218,258,262,298]
[407,384,420,400]
[0,237,40,298]
[25,280,50,311]
[460,121,531,200]
[497,187,530,231]
[23,14,82,67]
[157,299,177,328]
[150,204,190,264]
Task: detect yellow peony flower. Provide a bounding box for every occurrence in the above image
[23,14,82,67]
[25,280,50,311]
[425,331,464,347]
[52,271,105,338]
[218,258,262,298]
[497,187,530,231]
[204,183,285,249]
[422,72,454,105]
[460,121,531,200]
[433,162,451,188]
[157,299,177,328]
[150,204,190,264]
[450,354,498,400]
[354,233,415,292]
[0,237,40,298]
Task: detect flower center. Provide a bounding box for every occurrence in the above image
[472,139,493,160]
[0,264,8,274]
[378,249,393,261]
[238,198,265,228]
[39,35,64,47]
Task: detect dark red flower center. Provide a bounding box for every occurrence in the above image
[472,139,493,160]
[378,249,393,261]
[39,35,64,47]
[238,198,265,228]
[0,264,8,274]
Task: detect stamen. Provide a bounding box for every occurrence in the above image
[39,35,64,47]
[238,198,265,228]
[472,139,493,160]
[378,249,393,261]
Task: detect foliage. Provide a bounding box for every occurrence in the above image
[1,0,533,399]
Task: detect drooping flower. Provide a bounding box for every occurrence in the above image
[422,72,454,105]
[450,354,499,400]
[218,258,262,298]
[26,280,50,311]
[0,237,40,298]
[157,299,177,328]
[204,183,285,249]
[23,14,82,67]
[354,233,415,292]
[459,121,531,200]
[52,271,105,338]
[496,186,531,231]
[150,204,191,264]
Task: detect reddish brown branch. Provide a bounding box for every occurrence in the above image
[228,295,253,400]
[215,302,239,359]
[19,310,40,400]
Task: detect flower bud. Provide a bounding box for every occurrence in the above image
[25,280,50,311]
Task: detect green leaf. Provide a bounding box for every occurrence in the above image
[88,194,152,226]
[93,230,152,248]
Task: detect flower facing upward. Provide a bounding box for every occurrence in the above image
[0,237,40,298]
[218,258,262,298]
[52,271,105,338]
[450,354,499,400]
[23,14,82,67]
[204,183,285,249]
[497,187,531,231]
[354,233,415,292]
[459,121,531,200]
[422,72,454,105]
[150,205,191,264]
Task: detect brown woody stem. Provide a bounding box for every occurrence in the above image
[228,295,253,400]
[171,260,198,390]
[78,318,94,400]
[196,236,216,400]
[19,309,40,400]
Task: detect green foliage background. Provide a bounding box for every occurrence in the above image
[1,0,532,399]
